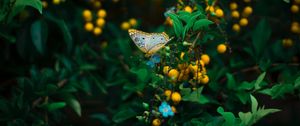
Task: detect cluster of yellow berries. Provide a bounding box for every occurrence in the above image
[82,8,106,36]
[290,0,300,34]
[205,5,224,18]
[120,18,138,30]
[41,0,66,8]
[229,1,253,32]
[163,53,210,87]
[151,90,180,126]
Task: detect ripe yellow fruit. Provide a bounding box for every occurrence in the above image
[129,18,137,26]
[217,44,227,53]
[239,18,248,26]
[229,2,238,10]
[282,38,293,48]
[231,11,240,18]
[83,9,92,21]
[295,0,300,4]
[180,52,185,60]
[215,9,224,17]
[291,22,300,33]
[206,6,215,12]
[164,90,172,98]
[52,0,60,5]
[168,69,179,80]
[93,27,102,36]
[171,106,177,113]
[291,5,299,13]
[244,0,251,3]
[200,75,209,84]
[84,22,94,32]
[243,6,253,16]
[184,6,193,13]
[166,17,173,26]
[96,18,105,27]
[201,54,210,65]
[120,22,131,30]
[196,60,205,67]
[232,23,241,32]
[94,1,101,8]
[152,119,161,126]
[97,9,107,18]
[171,92,181,103]
[178,63,188,70]
[163,66,170,75]
[189,64,198,73]
[42,1,48,8]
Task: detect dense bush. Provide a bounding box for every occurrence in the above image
[0,0,300,126]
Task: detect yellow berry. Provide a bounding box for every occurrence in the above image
[129,18,137,26]
[206,6,215,12]
[243,6,253,16]
[171,92,181,103]
[163,66,170,75]
[177,63,188,70]
[215,9,224,17]
[291,22,300,33]
[180,52,185,60]
[239,18,248,26]
[152,119,161,126]
[52,0,60,5]
[97,9,107,18]
[120,22,131,30]
[42,1,48,8]
[96,18,105,27]
[195,60,205,67]
[232,23,241,32]
[229,2,238,10]
[83,9,92,21]
[166,17,173,26]
[217,44,227,54]
[164,89,172,98]
[282,38,293,48]
[295,0,300,4]
[168,69,179,80]
[171,106,177,113]
[94,1,101,8]
[93,27,102,36]
[291,5,299,13]
[244,0,251,3]
[84,22,94,32]
[200,75,209,84]
[201,54,210,65]
[184,6,193,13]
[231,11,240,19]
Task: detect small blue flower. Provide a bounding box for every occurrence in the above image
[158,101,174,118]
[146,61,155,68]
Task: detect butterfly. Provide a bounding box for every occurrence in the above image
[128,29,172,56]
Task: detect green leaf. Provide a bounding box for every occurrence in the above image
[7,0,42,22]
[63,94,81,116]
[0,32,16,43]
[260,84,294,99]
[254,72,266,90]
[79,64,97,71]
[112,109,137,123]
[42,102,66,111]
[182,13,201,39]
[217,107,236,126]
[294,76,300,88]
[31,19,48,55]
[90,113,110,125]
[131,68,148,82]
[238,112,252,126]
[226,73,236,90]
[182,87,210,104]
[177,11,192,23]
[251,19,271,58]
[236,91,250,104]
[250,95,258,113]
[193,19,213,31]
[168,13,184,38]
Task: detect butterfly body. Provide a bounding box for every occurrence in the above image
[128,29,171,56]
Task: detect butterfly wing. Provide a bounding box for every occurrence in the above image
[128,29,150,53]
[146,32,170,54]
